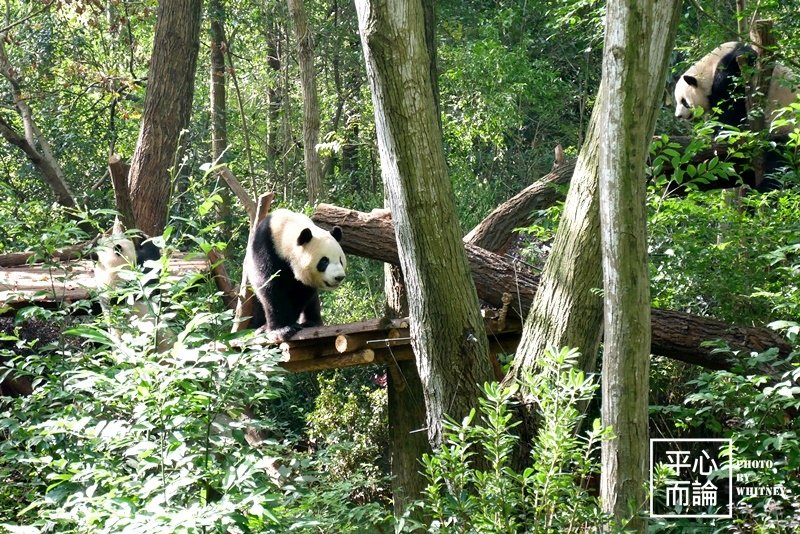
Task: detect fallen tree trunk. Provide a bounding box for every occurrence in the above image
[312,205,538,314]
[0,237,99,267]
[464,160,575,253]
[312,204,792,369]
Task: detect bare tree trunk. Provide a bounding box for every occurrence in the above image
[508,103,605,380]
[210,0,231,233]
[287,0,324,204]
[356,0,495,447]
[598,0,681,529]
[385,262,430,520]
[384,0,437,514]
[128,0,202,237]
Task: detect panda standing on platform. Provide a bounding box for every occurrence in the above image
[674,41,799,132]
[245,209,347,342]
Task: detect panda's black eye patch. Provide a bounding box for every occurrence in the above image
[316,256,330,272]
[681,98,689,108]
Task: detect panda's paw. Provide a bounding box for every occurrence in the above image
[259,325,302,344]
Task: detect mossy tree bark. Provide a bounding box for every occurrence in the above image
[128,0,202,237]
[598,1,681,529]
[355,0,495,447]
[507,94,606,380]
[383,0,438,517]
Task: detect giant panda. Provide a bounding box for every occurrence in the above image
[94,234,161,320]
[673,42,799,192]
[674,41,799,132]
[245,209,346,342]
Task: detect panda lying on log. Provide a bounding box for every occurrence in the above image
[245,209,347,343]
[673,41,799,192]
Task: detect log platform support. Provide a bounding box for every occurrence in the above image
[276,315,520,373]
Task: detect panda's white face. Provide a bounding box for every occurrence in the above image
[674,74,710,119]
[95,235,137,289]
[294,227,347,291]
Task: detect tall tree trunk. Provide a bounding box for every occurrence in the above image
[355,0,495,447]
[508,101,605,380]
[209,0,231,233]
[128,0,202,237]
[385,262,430,520]
[287,0,324,204]
[384,0,437,515]
[598,0,681,529]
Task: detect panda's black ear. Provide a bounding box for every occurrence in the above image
[330,226,343,243]
[297,228,313,246]
[683,75,698,87]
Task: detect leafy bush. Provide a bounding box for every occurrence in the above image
[0,243,394,533]
[408,346,616,533]
[651,346,800,532]
[306,371,390,502]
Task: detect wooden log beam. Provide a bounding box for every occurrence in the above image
[464,160,575,253]
[276,316,520,372]
[277,318,408,360]
[311,204,791,369]
[281,349,375,373]
[313,204,539,315]
[0,237,99,267]
[337,328,405,353]
[217,166,256,223]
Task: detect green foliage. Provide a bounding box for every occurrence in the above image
[411,346,616,533]
[649,131,738,192]
[0,258,292,532]
[648,185,800,325]
[306,372,390,502]
[438,0,587,229]
[651,347,800,532]
[0,226,394,532]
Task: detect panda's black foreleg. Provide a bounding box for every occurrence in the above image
[259,323,303,342]
[298,293,322,328]
[250,299,267,329]
[251,288,305,343]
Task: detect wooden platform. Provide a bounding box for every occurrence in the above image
[275,315,522,373]
[0,253,209,310]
